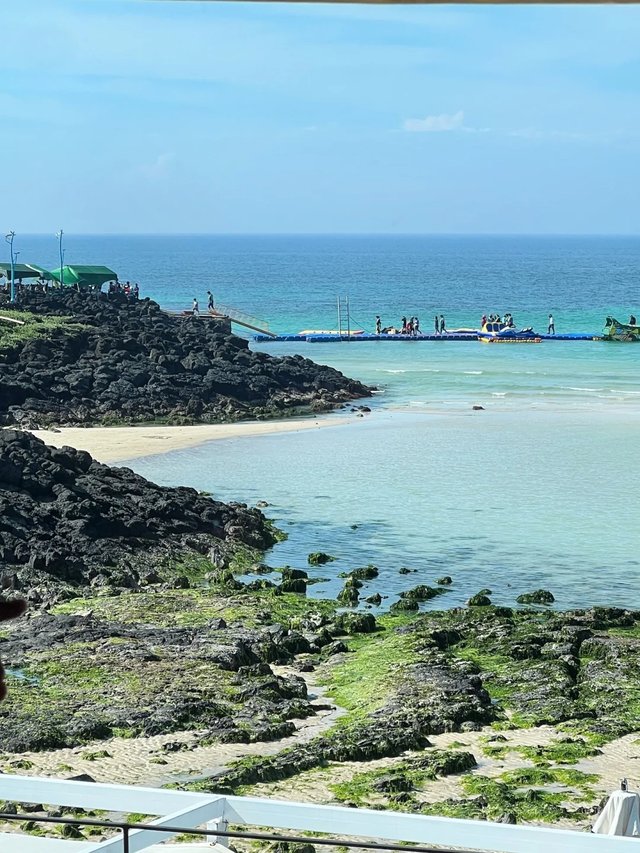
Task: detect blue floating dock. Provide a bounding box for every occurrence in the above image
[253,332,601,343]
[538,333,600,341]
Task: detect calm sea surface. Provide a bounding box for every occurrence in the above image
[15,234,640,608]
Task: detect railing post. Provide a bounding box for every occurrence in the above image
[207,817,229,848]
[122,825,130,853]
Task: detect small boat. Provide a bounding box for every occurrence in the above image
[478,320,541,344]
[603,317,640,342]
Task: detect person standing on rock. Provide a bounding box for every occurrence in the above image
[192,298,199,317]
[207,291,215,312]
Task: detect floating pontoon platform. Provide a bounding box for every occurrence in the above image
[254,332,601,343]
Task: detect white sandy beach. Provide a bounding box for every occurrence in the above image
[31,416,355,464]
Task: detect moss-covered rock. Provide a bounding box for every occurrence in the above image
[467,593,492,607]
[390,598,419,613]
[333,612,377,635]
[340,565,379,580]
[337,586,359,606]
[400,585,446,602]
[517,590,555,605]
[307,553,334,566]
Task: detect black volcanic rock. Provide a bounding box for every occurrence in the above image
[0,291,370,427]
[0,430,275,599]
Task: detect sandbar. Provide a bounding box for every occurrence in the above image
[31,416,354,464]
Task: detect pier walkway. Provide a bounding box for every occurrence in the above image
[165,305,276,337]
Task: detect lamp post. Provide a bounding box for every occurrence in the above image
[5,231,16,303]
[56,229,64,286]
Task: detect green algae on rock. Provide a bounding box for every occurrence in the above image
[308,553,335,566]
[516,590,556,605]
[183,603,640,816]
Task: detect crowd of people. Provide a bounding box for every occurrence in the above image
[372,312,559,336]
[481,312,515,328]
[374,315,441,335]
[107,281,139,298]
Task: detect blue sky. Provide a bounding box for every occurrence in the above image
[2,0,640,233]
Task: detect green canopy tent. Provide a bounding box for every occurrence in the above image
[0,263,45,283]
[25,264,58,282]
[50,265,118,290]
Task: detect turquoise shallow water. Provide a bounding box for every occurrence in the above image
[131,408,640,611]
[13,233,638,608]
[256,339,640,411]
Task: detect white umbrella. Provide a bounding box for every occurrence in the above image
[593,787,640,837]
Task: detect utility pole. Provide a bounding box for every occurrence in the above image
[56,229,64,285]
[5,231,16,302]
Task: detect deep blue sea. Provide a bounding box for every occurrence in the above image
[13,234,640,608]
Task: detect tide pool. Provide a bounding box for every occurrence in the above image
[130,408,640,611]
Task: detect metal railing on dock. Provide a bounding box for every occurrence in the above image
[164,304,276,337]
[213,302,276,337]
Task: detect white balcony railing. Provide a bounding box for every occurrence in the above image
[0,774,636,853]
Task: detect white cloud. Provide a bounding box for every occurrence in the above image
[403,110,465,133]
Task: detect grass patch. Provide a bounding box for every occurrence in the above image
[0,310,88,350]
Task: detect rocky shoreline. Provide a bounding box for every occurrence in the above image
[0,291,369,427]
[0,430,275,606]
[0,432,639,838]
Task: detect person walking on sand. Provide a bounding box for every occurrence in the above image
[207,290,215,312]
[548,313,555,335]
[375,315,381,334]
[440,315,446,334]
[192,297,199,317]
